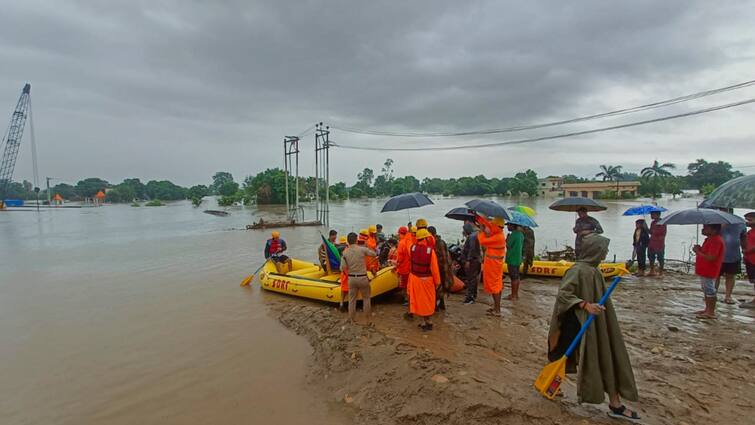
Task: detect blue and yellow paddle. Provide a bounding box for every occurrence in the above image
[534,276,622,399]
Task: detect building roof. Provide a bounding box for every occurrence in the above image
[561,181,640,189]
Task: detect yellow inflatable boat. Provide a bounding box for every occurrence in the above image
[258,258,399,303]
[503,260,629,278]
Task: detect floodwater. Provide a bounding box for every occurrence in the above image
[0,195,738,424]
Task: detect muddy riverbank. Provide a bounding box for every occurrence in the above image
[268,274,754,425]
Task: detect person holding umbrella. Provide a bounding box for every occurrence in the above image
[693,224,726,319]
[477,215,506,317]
[631,219,650,277]
[505,223,524,301]
[574,207,604,257]
[647,211,667,277]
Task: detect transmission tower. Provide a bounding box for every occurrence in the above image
[283,135,301,221]
[314,123,331,227]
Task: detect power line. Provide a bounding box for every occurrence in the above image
[331,78,755,137]
[332,97,755,152]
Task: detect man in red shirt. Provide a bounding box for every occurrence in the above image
[742,212,755,309]
[647,211,667,277]
[693,224,725,319]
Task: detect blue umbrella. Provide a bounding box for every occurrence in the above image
[622,205,668,216]
[507,210,538,228]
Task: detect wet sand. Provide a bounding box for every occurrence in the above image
[266,273,754,425]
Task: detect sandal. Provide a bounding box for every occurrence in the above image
[486,310,501,317]
[420,323,433,331]
[695,312,717,320]
[607,405,641,423]
[724,298,736,305]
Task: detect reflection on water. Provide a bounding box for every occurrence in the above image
[0,195,732,424]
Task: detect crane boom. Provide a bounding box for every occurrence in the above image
[0,83,31,204]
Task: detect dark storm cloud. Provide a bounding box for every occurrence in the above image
[0,0,753,185]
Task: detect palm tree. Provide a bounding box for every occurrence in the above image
[641,160,676,199]
[641,160,675,178]
[596,165,622,181]
[596,165,623,194]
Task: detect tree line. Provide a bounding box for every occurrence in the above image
[3,157,743,205]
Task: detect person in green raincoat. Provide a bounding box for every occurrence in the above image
[547,225,641,422]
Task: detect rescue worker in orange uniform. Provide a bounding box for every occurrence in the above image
[393,226,412,305]
[338,236,351,312]
[366,224,380,273]
[477,215,507,317]
[407,228,441,331]
[415,218,435,248]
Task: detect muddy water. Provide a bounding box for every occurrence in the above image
[0,206,346,425]
[0,195,738,424]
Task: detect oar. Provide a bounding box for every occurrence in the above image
[240,260,269,287]
[534,276,622,399]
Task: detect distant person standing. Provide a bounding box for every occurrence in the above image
[573,207,603,257]
[521,226,536,278]
[505,223,524,301]
[741,212,755,309]
[632,219,650,277]
[460,222,482,305]
[715,208,747,305]
[647,211,667,277]
[341,232,378,323]
[428,226,453,311]
[693,224,725,319]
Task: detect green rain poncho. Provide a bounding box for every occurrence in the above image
[547,233,638,404]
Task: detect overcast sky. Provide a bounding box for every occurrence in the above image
[1,0,754,187]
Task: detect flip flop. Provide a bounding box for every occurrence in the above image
[486,310,501,317]
[607,405,641,423]
[696,312,717,320]
[724,298,736,305]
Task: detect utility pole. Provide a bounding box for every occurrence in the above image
[315,123,331,227]
[283,136,301,221]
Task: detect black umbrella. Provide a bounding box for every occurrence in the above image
[445,207,476,221]
[381,192,434,213]
[464,199,511,220]
[698,174,754,209]
[549,197,607,212]
[658,208,745,226]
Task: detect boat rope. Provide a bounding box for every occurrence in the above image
[330,78,755,137]
[331,97,755,152]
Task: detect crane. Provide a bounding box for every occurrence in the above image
[0,83,32,209]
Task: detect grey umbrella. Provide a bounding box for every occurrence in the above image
[464,199,511,220]
[658,208,745,226]
[444,207,477,221]
[381,192,434,213]
[549,197,607,212]
[699,174,754,209]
